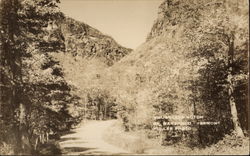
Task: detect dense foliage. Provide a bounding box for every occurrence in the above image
[0,0,81,154]
[106,0,248,147]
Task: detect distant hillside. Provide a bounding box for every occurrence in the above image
[60,17,132,66]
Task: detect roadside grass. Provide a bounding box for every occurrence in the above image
[103,121,146,154]
[0,140,62,155]
[0,142,14,155]
[195,134,249,155]
[36,140,62,155]
[103,121,164,154]
[103,121,249,155]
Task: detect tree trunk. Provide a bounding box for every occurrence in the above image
[97,102,100,120]
[104,103,107,120]
[1,0,21,153]
[1,0,32,153]
[19,103,32,153]
[228,36,244,137]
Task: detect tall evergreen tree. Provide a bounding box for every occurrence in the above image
[1,0,80,154]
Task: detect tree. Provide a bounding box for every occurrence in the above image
[0,0,24,153]
[1,0,81,154]
[196,0,248,137]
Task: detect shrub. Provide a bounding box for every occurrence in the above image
[0,143,14,155]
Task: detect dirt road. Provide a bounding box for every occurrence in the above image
[59,120,130,155]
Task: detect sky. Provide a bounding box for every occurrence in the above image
[59,0,163,49]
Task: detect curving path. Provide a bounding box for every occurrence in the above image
[59,120,130,155]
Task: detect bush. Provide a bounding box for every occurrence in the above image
[36,140,61,155]
[0,143,14,155]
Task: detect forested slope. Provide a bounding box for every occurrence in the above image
[106,0,249,150]
[61,17,132,66]
[51,16,132,122]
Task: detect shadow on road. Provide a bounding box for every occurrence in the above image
[79,151,129,155]
[59,137,79,142]
[63,147,96,153]
[59,120,130,155]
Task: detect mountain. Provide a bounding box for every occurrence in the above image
[59,17,132,66]
[108,0,248,145]
[110,0,201,119]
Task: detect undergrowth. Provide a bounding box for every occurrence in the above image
[0,142,14,155]
[103,121,249,155]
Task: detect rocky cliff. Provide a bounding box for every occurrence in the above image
[60,17,132,66]
[147,0,205,40]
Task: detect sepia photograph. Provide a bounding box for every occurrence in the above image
[0,0,249,155]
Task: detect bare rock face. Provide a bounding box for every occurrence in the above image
[146,0,172,41]
[146,0,199,41]
[60,17,132,66]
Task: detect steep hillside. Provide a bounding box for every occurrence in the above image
[107,0,248,148]
[50,16,133,122]
[60,17,132,66]
[109,0,204,126]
